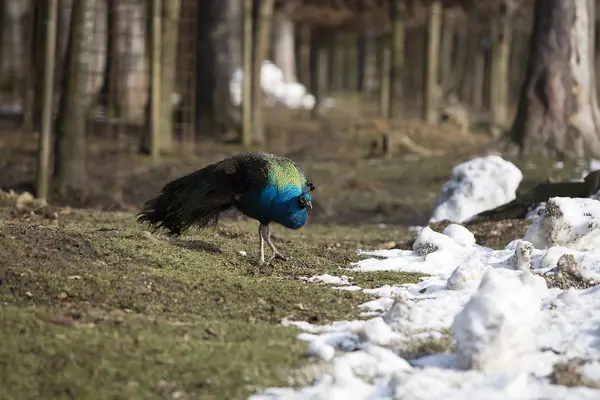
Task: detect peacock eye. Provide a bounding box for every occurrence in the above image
[299,195,308,207]
[298,194,312,210]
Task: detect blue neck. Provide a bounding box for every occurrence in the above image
[236,184,309,229]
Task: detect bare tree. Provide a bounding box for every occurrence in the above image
[53,0,97,195]
[509,0,600,159]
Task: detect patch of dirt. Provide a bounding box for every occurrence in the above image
[541,254,598,290]
[543,273,597,290]
[0,224,100,262]
[550,359,600,389]
[467,219,533,249]
[398,334,456,361]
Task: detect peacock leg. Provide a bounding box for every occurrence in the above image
[258,224,266,264]
[264,224,288,262]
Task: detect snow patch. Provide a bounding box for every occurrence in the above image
[229,60,328,110]
[452,268,545,373]
[299,274,353,286]
[251,197,600,399]
[524,197,600,251]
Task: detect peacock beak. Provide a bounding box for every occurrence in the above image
[307,200,312,210]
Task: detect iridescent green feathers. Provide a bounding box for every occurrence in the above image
[215,152,309,190]
[265,155,309,190]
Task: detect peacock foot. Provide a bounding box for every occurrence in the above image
[269,251,288,262]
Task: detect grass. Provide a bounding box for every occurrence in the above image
[0,207,419,400]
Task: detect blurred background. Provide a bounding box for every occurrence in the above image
[0,0,588,226]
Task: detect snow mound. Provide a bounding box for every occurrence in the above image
[442,223,476,247]
[524,197,600,251]
[229,60,318,110]
[452,268,545,373]
[430,155,523,223]
[250,197,600,399]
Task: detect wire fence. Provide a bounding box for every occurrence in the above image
[0,1,537,157]
[0,0,199,151]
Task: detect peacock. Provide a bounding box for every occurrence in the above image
[137,152,315,264]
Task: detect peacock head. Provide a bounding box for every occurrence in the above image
[298,192,312,210]
[298,182,315,210]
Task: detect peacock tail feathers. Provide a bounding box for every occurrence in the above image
[137,163,236,236]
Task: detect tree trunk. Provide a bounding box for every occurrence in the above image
[390,0,404,115]
[36,0,58,201]
[440,9,454,94]
[448,18,471,100]
[297,25,311,89]
[460,15,477,106]
[472,42,485,109]
[53,0,97,195]
[379,36,391,119]
[424,0,442,123]
[241,0,253,147]
[345,33,358,91]
[489,1,513,137]
[509,0,600,159]
[100,0,148,124]
[0,0,29,90]
[159,0,181,153]
[510,31,529,106]
[251,0,275,145]
[331,34,345,92]
[149,0,162,160]
[195,0,241,139]
[310,29,327,118]
[407,27,425,108]
[274,14,296,83]
[359,29,378,96]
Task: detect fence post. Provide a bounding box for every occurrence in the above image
[36,0,58,201]
[379,37,391,119]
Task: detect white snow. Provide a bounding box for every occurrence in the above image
[249,197,600,400]
[229,60,321,110]
[429,155,523,224]
[441,223,476,247]
[451,268,545,373]
[299,274,353,286]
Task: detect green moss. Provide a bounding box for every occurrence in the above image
[0,307,306,400]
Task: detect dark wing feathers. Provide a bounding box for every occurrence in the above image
[212,153,271,195]
[137,153,275,236]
